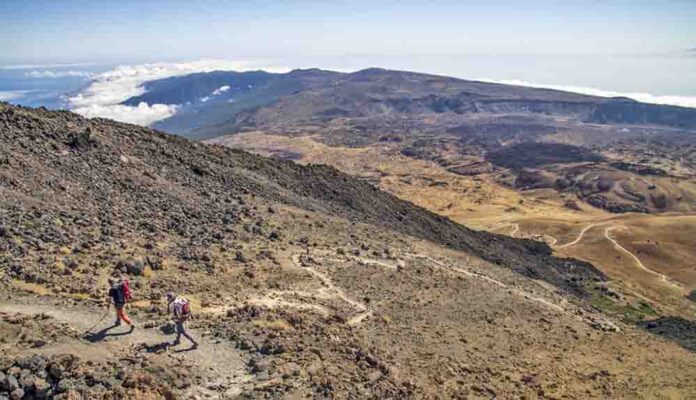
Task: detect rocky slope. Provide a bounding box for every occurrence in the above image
[0,103,602,295]
[2,104,696,399]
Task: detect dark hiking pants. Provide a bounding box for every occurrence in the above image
[173,320,196,345]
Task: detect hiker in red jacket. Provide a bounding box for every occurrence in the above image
[107,277,135,330]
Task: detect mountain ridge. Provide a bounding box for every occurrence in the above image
[119,67,696,140]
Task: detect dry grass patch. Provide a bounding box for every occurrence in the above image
[252,318,293,331]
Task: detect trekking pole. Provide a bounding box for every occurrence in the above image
[84,307,110,334]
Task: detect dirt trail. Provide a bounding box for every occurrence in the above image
[409,253,622,331]
[509,223,519,238]
[199,254,379,326]
[0,296,250,398]
[292,254,368,312]
[408,254,569,314]
[604,226,682,290]
[248,291,332,317]
[292,250,578,324]
[552,222,682,290]
[541,234,558,246]
[557,222,610,249]
[306,249,605,327]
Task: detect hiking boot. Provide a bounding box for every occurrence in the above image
[190,342,199,349]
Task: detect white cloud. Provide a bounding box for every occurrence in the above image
[72,102,179,126]
[212,85,230,95]
[477,79,696,109]
[0,90,31,101]
[200,96,210,103]
[25,70,93,79]
[68,59,290,125]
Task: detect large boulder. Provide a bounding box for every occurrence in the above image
[116,259,144,276]
[3,374,19,392]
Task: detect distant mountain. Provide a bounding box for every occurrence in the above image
[122,67,696,140]
[125,69,341,140]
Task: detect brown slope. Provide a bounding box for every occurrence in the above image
[0,103,602,294]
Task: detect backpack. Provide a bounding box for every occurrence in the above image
[174,298,191,319]
[111,279,131,304]
[121,278,132,302]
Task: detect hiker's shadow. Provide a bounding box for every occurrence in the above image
[173,346,198,353]
[83,324,134,343]
[135,342,196,354]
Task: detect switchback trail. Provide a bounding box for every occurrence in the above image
[292,254,372,325]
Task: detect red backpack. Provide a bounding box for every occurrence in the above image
[181,300,190,317]
[121,278,132,303]
[174,298,191,319]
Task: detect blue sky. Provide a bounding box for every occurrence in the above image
[2,0,695,65]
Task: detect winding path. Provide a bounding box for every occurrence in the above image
[292,254,368,313]
[509,223,520,238]
[408,254,569,315]
[556,222,610,249]
[604,226,681,289]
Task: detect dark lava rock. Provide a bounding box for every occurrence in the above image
[563,199,582,211]
[146,256,163,270]
[3,374,19,391]
[586,195,647,214]
[687,290,696,303]
[67,127,94,150]
[117,259,144,276]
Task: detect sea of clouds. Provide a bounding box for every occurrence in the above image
[26,70,94,79]
[67,59,289,125]
[478,79,696,109]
